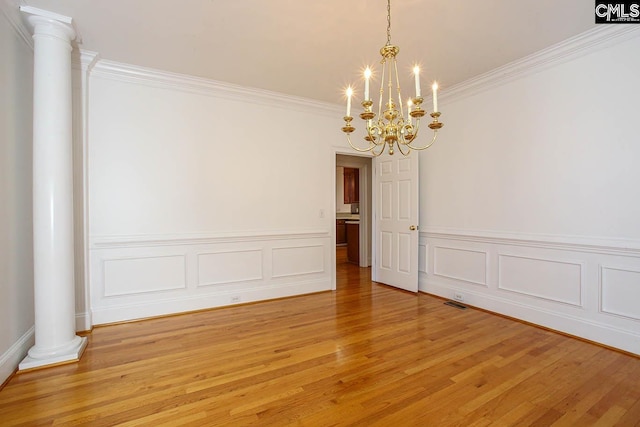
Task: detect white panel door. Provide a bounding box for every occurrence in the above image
[373,153,419,292]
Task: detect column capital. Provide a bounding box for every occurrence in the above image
[20,6,78,43]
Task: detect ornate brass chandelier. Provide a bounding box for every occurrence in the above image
[341,0,443,156]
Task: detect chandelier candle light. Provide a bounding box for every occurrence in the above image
[341,0,443,156]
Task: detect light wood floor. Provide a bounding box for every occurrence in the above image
[2,248,639,426]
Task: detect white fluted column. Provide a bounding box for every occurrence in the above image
[19,7,87,371]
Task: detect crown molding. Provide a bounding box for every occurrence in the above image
[71,49,100,72]
[442,25,640,105]
[90,59,343,118]
[0,0,33,49]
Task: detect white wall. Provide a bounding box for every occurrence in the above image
[0,2,35,385]
[86,62,344,324]
[419,28,640,354]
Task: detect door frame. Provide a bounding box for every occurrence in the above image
[331,148,373,290]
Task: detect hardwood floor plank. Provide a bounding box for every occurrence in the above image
[1,254,639,426]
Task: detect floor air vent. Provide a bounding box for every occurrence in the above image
[444,301,467,310]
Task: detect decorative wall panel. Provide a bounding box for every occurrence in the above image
[197,249,263,286]
[90,232,331,325]
[433,246,487,286]
[601,265,640,321]
[498,254,582,306]
[104,255,186,296]
[421,229,640,355]
[272,245,324,278]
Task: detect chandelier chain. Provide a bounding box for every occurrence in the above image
[386,0,391,45]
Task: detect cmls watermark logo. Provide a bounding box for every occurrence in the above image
[595,1,640,23]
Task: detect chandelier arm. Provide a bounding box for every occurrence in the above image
[366,124,381,145]
[407,130,439,151]
[396,141,410,156]
[372,142,387,157]
[399,124,414,144]
[345,133,378,153]
[399,115,419,144]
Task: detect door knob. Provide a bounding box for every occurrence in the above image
[409,225,418,231]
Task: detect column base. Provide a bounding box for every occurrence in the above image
[18,336,88,372]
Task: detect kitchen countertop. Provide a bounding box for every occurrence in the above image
[336,213,360,220]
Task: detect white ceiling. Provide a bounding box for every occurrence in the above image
[20,0,596,105]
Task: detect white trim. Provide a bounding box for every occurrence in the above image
[75,312,91,332]
[420,228,640,355]
[76,49,100,332]
[441,25,640,105]
[90,278,330,326]
[421,280,640,356]
[599,264,640,321]
[497,253,584,307]
[90,230,331,249]
[196,248,264,287]
[421,226,640,256]
[0,327,34,385]
[90,59,343,118]
[101,255,188,297]
[19,5,72,25]
[271,244,325,278]
[432,246,489,287]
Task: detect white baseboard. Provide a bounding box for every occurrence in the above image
[75,312,92,332]
[419,226,640,356]
[0,327,35,386]
[421,278,640,355]
[89,231,333,325]
[91,278,330,325]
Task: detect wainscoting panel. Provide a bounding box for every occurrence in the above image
[420,229,640,355]
[272,245,324,278]
[103,255,186,297]
[433,246,488,286]
[418,242,428,274]
[600,265,640,321]
[498,254,583,306]
[197,249,263,286]
[90,231,331,325]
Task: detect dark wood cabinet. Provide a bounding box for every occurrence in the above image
[343,167,359,204]
[346,222,359,264]
[336,219,347,244]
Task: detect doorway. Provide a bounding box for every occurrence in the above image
[335,154,372,287]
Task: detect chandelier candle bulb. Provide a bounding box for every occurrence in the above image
[364,68,372,100]
[432,82,438,112]
[413,66,421,97]
[346,86,353,117]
